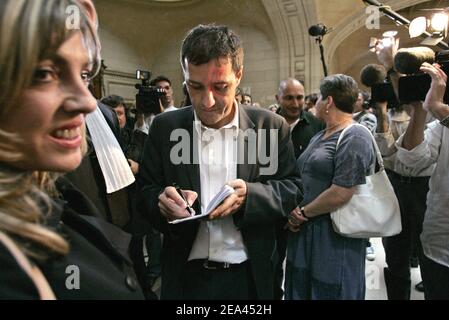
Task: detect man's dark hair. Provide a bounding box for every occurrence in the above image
[359,91,371,110]
[101,94,126,109]
[360,90,370,102]
[149,75,171,87]
[180,24,244,73]
[320,74,359,114]
[306,93,318,104]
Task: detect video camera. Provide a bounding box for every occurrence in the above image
[397,49,449,104]
[360,63,399,109]
[371,81,398,108]
[135,70,166,115]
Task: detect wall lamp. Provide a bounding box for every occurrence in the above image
[409,12,449,46]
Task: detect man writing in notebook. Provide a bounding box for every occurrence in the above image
[138,24,302,300]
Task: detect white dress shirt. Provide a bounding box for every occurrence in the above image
[188,104,249,263]
[396,121,449,267]
[289,118,300,133]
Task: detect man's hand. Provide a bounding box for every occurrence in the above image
[158,186,198,221]
[209,179,247,220]
[421,62,448,113]
[375,37,399,69]
[136,112,145,128]
[128,159,139,175]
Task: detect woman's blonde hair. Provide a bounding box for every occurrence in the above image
[0,0,100,260]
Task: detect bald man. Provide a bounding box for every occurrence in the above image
[276,78,324,159]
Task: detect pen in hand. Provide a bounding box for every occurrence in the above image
[173,183,194,216]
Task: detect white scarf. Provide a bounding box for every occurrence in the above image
[85,106,135,194]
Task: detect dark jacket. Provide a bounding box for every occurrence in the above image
[277,108,325,159]
[137,105,302,299]
[98,101,121,142]
[65,102,132,229]
[0,179,144,300]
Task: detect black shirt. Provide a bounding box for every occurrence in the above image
[278,109,325,159]
[0,188,144,300]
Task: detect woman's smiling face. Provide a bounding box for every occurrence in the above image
[0,32,97,172]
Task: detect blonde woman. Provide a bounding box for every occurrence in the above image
[0,0,143,299]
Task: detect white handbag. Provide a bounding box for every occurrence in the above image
[330,124,402,238]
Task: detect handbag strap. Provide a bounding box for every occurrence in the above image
[0,231,56,300]
[336,123,385,171]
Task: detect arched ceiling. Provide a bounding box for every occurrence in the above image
[95,0,276,68]
[315,0,366,30]
[332,0,449,89]
[95,0,449,100]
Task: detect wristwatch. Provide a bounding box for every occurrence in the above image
[440,114,449,128]
[300,207,308,219]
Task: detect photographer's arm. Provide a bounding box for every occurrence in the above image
[420,63,449,122]
[402,62,446,151]
[374,101,398,157]
[375,102,389,133]
[395,65,444,168]
[428,103,449,121]
[376,38,400,99]
[402,102,427,150]
[388,71,400,100]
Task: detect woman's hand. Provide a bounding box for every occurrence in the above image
[285,206,308,232]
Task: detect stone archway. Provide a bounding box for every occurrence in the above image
[262,0,322,92]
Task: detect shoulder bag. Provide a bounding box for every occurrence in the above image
[330,124,402,238]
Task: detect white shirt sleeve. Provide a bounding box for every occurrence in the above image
[395,120,443,171]
[375,130,397,157]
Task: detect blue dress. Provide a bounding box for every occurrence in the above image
[285,125,375,300]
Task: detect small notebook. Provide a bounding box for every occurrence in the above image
[169,185,235,224]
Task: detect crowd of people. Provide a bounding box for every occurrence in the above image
[1,0,448,300]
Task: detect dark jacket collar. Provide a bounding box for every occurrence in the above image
[54,177,133,265]
[276,107,310,125]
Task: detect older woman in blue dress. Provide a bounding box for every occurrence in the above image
[285,74,375,300]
